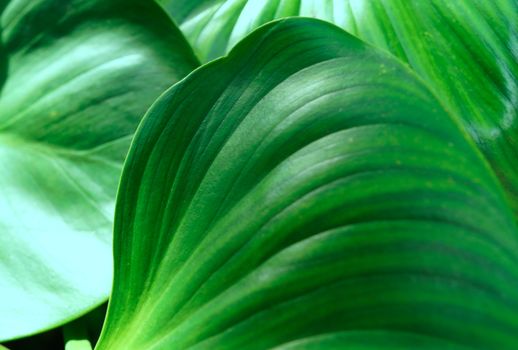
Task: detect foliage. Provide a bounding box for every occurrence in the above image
[0,0,197,341]
[0,0,517,349]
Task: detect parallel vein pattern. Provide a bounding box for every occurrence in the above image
[159,0,518,217]
[98,19,518,350]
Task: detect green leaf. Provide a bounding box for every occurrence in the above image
[272,331,472,350]
[64,321,93,350]
[97,18,518,349]
[160,0,518,215]
[0,0,198,341]
[158,0,349,63]
[63,303,106,350]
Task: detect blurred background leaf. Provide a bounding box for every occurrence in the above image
[0,0,198,341]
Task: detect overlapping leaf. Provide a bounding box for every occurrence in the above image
[158,0,353,63]
[0,0,198,340]
[97,18,518,349]
[160,0,518,216]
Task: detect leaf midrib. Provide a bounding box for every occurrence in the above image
[0,132,124,168]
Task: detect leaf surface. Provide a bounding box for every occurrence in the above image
[97,18,518,350]
[0,0,198,340]
[160,0,518,214]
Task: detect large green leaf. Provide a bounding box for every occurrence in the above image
[97,18,518,349]
[0,0,198,341]
[160,0,518,215]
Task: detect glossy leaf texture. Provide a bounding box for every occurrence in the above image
[159,0,518,215]
[0,0,198,341]
[158,0,354,63]
[97,19,518,350]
